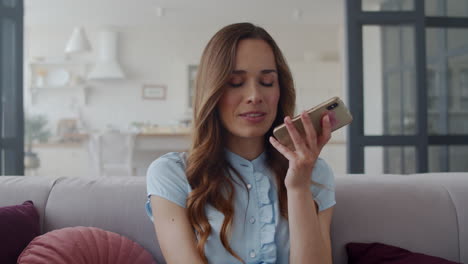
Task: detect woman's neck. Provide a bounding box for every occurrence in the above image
[225,135,265,161]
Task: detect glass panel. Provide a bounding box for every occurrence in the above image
[447,28,468,50]
[429,145,468,172]
[365,146,417,174]
[403,71,417,133]
[425,0,440,15]
[427,67,441,133]
[426,0,468,17]
[448,54,468,134]
[362,0,414,11]
[363,25,417,135]
[384,27,400,68]
[426,28,468,135]
[426,28,440,60]
[2,18,18,139]
[386,72,403,134]
[1,0,16,8]
[449,145,468,171]
[402,27,415,65]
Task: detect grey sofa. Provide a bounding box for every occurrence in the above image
[1,173,467,264]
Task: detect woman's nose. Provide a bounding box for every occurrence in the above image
[246,82,263,104]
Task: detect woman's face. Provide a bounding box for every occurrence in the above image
[218,38,280,141]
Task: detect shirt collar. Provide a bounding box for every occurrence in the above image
[224,148,268,173]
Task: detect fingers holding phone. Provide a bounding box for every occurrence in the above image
[270,110,331,157]
[270,97,352,190]
[318,113,332,150]
[272,97,353,149]
[327,110,338,128]
[269,111,333,191]
[298,110,332,152]
[300,110,317,150]
[268,112,320,162]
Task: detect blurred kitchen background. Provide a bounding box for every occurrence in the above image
[14,0,468,177]
[22,0,346,177]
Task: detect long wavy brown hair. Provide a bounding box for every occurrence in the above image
[186,22,295,264]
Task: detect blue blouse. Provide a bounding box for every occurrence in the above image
[145,149,336,264]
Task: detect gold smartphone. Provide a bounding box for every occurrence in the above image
[273,96,353,147]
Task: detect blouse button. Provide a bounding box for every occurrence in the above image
[249,250,256,258]
[247,183,252,189]
[249,217,256,224]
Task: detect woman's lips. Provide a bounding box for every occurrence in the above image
[239,112,266,124]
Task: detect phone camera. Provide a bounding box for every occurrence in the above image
[327,103,338,110]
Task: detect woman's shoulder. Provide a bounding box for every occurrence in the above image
[311,157,335,188]
[148,151,188,171]
[310,158,336,211]
[146,152,190,209]
[314,157,332,171]
[146,152,189,183]
[146,152,191,202]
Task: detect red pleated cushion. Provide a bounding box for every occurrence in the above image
[17,226,156,264]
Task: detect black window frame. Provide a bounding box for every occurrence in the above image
[0,0,24,175]
[346,0,468,173]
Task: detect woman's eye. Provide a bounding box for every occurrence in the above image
[229,82,243,87]
[261,82,274,87]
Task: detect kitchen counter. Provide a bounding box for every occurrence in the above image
[134,132,191,151]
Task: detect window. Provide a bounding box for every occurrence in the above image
[346,0,468,173]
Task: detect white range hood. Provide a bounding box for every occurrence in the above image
[88,30,125,80]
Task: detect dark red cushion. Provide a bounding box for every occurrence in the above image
[0,201,40,264]
[346,242,461,264]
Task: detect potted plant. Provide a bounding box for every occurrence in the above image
[24,114,51,170]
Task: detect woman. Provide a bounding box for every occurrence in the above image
[145,22,335,264]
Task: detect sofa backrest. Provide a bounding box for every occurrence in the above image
[43,176,163,261]
[333,173,467,264]
[1,173,467,264]
[0,176,58,233]
[0,176,164,262]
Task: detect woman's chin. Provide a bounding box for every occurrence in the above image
[237,128,270,139]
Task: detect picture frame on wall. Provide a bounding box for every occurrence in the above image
[188,65,198,110]
[142,84,166,100]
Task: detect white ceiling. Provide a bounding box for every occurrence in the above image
[24,0,344,26]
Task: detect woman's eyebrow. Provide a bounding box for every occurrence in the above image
[261,69,277,74]
[232,69,277,74]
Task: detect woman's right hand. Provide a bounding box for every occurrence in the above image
[269,112,332,191]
